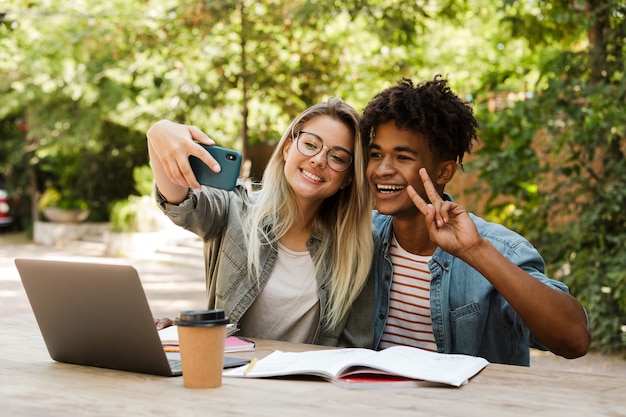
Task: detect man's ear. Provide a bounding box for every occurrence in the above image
[436,160,457,185]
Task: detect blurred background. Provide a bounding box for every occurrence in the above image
[1,0,625,355]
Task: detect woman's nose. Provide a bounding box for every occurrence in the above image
[310,148,329,167]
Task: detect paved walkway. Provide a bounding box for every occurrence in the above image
[2,230,625,377]
[0,230,206,320]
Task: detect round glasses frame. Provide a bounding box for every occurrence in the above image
[293,130,353,172]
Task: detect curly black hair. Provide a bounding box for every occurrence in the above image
[361,75,479,167]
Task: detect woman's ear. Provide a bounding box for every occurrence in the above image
[282,140,293,162]
[436,160,457,185]
[340,175,353,189]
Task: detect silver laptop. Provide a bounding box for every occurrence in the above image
[15,258,249,377]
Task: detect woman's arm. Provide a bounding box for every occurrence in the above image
[146,120,220,203]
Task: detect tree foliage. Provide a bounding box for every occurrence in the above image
[474,0,626,352]
[1,0,625,352]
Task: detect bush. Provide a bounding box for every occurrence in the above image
[109,195,163,233]
[474,84,626,353]
[38,187,88,211]
[109,165,164,233]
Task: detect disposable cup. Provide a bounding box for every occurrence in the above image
[175,309,229,388]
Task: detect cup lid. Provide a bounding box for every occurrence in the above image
[174,309,230,327]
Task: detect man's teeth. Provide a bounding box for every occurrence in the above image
[377,184,405,193]
[302,170,322,182]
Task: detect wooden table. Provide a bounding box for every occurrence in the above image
[1,314,624,417]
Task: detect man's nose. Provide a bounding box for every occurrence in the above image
[376,156,395,175]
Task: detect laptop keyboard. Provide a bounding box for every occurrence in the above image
[167,356,250,373]
[168,359,182,373]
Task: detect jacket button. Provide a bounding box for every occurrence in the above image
[378,313,385,319]
[385,275,391,281]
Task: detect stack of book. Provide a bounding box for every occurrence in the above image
[158,324,256,353]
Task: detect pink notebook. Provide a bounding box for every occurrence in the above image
[159,326,255,353]
[225,336,255,352]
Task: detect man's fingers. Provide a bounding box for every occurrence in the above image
[407,185,429,215]
[418,168,442,204]
[418,168,446,226]
[155,317,173,330]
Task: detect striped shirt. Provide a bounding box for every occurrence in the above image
[379,235,438,352]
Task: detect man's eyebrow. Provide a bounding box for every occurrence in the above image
[368,143,418,155]
[394,146,418,155]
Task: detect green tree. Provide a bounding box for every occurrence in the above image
[0,0,414,216]
[474,0,626,352]
[6,0,624,353]
[0,0,157,221]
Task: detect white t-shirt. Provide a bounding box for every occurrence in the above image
[238,242,320,343]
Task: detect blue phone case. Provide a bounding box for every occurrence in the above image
[189,145,242,191]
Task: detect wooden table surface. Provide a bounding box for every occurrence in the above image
[1,314,624,417]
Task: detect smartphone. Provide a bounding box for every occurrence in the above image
[189,144,242,191]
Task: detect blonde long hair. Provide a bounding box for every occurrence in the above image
[244,97,373,329]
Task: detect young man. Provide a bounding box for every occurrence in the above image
[361,76,590,365]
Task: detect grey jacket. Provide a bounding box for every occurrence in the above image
[155,182,374,347]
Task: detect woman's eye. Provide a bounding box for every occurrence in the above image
[305,141,318,150]
[330,154,346,164]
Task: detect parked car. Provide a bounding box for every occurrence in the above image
[0,188,15,228]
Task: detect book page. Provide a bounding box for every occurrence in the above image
[224,346,488,387]
[158,326,179,345]
[341,346,488,387]
[224,348,375,379]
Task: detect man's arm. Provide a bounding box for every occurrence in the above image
[409,168,591,359]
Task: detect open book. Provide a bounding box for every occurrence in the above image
[223,346,488,388]
[158,325,255,353]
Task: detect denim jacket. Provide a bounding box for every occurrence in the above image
[155,182,372,348]
[372,209,570,366]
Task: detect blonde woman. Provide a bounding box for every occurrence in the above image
[147,98,374,346]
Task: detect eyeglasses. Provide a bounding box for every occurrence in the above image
[294,131,353,172]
